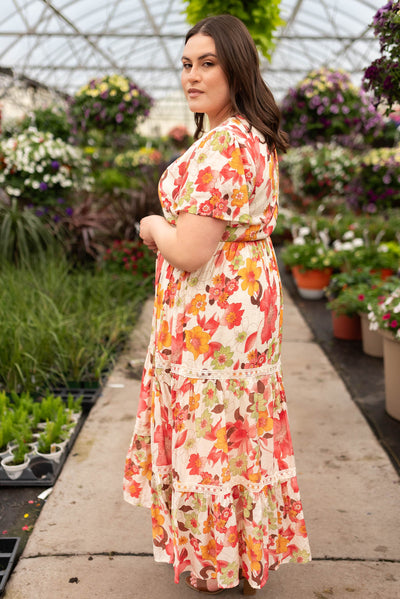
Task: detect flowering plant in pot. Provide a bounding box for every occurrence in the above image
[368,284,400,419]
[280,67,383,148]
[69,74,154,146]
[281,228,340,298]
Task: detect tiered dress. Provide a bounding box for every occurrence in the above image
[123,115,311,589]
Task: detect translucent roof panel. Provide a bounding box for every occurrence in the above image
[0,0,383,127]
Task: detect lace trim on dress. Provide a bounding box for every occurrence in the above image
[152,466,297,495]
[154,359,281,380]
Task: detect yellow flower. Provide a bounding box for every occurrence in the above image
[231,185,248,208]
[123,92,132,102]
[214,427,228,453]
[188,293,206,315]
[151,506,165,538]
[185,326,211,359]
[237,258,261,296]
[229,148,245,174]
[110,89,117,96]
[201,539,218,565]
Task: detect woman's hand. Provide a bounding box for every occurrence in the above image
[139,215,164,252]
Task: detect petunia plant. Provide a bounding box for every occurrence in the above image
[363,1,400,114]
[0,127,93,210]
[280,67,384,148]
[68,74,154,145]
[368,285,400,339]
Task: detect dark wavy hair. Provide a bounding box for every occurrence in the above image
[185,14,289,153]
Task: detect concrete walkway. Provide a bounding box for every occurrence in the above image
[4,291,400,599]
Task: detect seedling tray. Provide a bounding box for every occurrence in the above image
[0,537,20,594]
[51,385,102,412]
[0,415,84,487]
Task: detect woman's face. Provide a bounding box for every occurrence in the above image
[181,33,232,129]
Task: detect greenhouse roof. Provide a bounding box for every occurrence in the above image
[0,0,383,127]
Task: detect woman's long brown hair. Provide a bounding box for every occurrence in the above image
[185,14,289,153]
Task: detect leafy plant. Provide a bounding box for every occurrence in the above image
[0,411,15,452]
[0,198,58,265]
[19,105,71,142]
[184,0,285,60]
[9,439,31,465]
[0,254,149,392]
[37,418,64,454]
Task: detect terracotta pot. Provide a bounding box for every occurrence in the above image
[360,312,383,358]
[292,266,332,300]
[381,330,400,421]
[370,268,394,281]
[331,311,361,340]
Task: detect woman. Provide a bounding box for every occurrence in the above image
[124,14,311,594]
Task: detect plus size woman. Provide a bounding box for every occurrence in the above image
[124,14,311,594]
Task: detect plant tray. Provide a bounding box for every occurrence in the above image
[0,415,84,487]
[0,537,20,595]
[51,386,102,412]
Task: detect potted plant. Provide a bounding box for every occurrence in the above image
[325,270,381,340]
[1,438,32,480]
[368,286,400,420]
[281,232,340,299]
[35,418,65,463]
[0,412,15,459]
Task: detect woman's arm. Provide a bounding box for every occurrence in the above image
[140,212,226,272]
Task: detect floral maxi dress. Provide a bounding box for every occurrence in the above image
[124,116,311,589]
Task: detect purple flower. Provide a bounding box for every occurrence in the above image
[35,209,44,217]
[39,182,48,191]
[53,215,60,223]
[65,207,73,216]
[57,197,65,204]
[115,113,124,123]
[51,160,59,170]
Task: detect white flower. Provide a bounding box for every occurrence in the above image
[333,240,342,251]
[341,242,353,251]
[293,237,306,246]
[343,230,355,240]
[378,244,389,253]
[299,226,311,237]
[352,238,364,248]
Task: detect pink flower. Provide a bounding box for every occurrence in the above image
[382,312,391,320]
[390,320,398,329]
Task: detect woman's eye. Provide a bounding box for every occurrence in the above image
[182,63,191,70]
[203,61,214,68]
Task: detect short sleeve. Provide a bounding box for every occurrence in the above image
[173,127,253,224]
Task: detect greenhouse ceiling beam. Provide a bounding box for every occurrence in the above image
[17,65,369,74]
[0,32,376,41]
[39,0,121,72]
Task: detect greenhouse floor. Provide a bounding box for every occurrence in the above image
[3,287,400,599]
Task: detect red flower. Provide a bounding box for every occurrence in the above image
[195,167,217,191]
[187,453,202,475]
[222,303,244,329]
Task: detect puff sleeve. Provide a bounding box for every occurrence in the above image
[172,126,255,224]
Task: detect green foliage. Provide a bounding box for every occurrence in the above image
[94,168,132,193]
[0,255,150,392]
[184,0,284,60]
[0,199,58,266]
[19,105,71,142]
